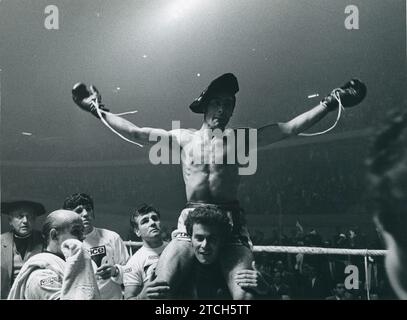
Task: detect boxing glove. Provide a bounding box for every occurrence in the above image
[72,83,110,119]
[322,79,367,111]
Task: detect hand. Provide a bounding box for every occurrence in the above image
[322,79,367,111]
[138,272,170,300]
[234,261,270,295]
[60,239,83,259]
[95,264,118,280]
[72,83,109,118]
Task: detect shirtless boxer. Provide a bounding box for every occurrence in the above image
[72,73,366,299]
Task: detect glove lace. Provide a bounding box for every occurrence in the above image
[299,89,344,137]
[92,100,144,147]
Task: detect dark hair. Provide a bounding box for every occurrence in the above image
[366,109,407,248]
[62,193,94,211]
[130,203,160,229]
[184,207,232,238]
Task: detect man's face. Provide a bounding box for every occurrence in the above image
[273,272,282,285]
[9,208,35,237]
[135,212,161,241]
[72,204,94,234]
[191,223,223,265]
[335,284,346,297]
[204,92,235,129]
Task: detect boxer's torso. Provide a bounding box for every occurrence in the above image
[178,128,242,203]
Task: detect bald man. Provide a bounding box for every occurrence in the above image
[8,210,100,300]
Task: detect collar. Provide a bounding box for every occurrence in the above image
[85,227,97,238]
[13,232,32,240]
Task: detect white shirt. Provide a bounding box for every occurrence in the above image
[25,266,63,300]
[83,227,129,299]
[123,242,168,287]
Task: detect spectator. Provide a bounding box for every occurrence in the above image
[184,207,269,299]
[269,271,291,300]
[8,210,99,300]
[123,204,169,300]
[1,200,46,298]
[63,193,129,299]
[326,283,348,300]
[302,264,329,299]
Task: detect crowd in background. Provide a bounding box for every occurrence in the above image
[3,137,369,217]
[248,226,395,300]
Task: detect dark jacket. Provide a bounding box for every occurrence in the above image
[1,230,43,299]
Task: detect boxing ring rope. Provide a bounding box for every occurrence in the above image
[252,246,387,256]
[124,241,387,300]
[124,241,386,256]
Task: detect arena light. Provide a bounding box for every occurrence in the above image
[167,0,201,20]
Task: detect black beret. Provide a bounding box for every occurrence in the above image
[189,73,239,114]
[1,200,46,216]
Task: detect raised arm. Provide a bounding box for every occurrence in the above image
[257,79,367,147]
[71,83,181,146]
[102,113,174,146]
[257,103,329,147]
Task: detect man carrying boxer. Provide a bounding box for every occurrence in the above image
[72,73,366,299]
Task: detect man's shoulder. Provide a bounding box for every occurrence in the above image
[169,128,197,145]
[232,127,256,137]
[1,230,42,244]
[25,252,62,265]
[127,247,148,265]
[94,227,122,241]
[29,267,60,281]
[26,268,62,299]
[234,127,251,130]
[0,231,13,244]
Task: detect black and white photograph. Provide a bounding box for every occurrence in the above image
[0,0,406,308]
